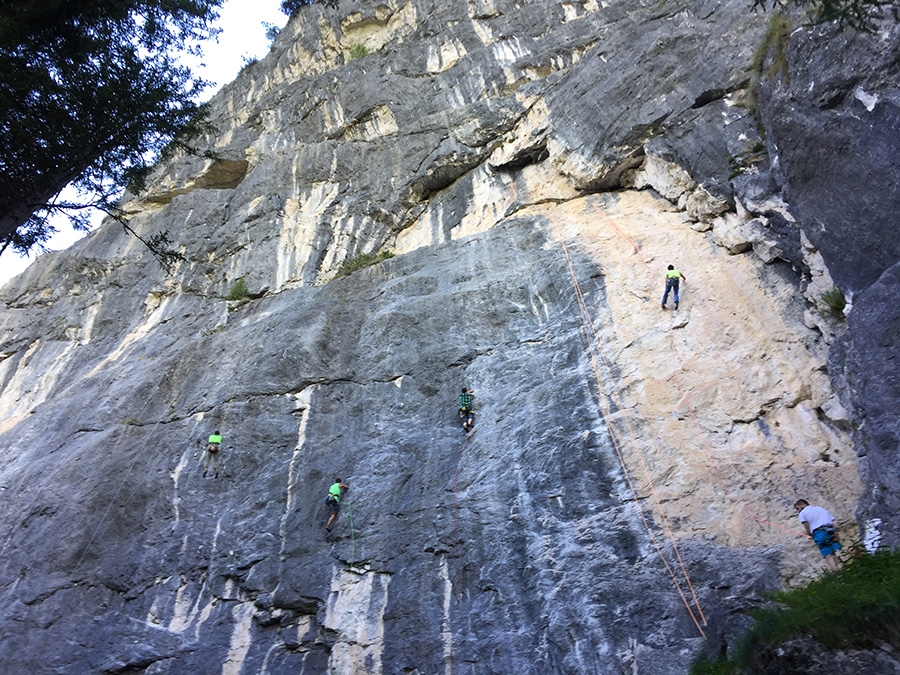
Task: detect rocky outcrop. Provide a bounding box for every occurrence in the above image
[0,0,895,672]
[754,16,900,547]
[752,637,900,674]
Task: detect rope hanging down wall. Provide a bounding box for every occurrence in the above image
[586,197,809,542]
[550,213,709,638]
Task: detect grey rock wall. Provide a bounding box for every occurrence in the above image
[0,223,784,674]
[0,0,896,672]
[755,17,900,546]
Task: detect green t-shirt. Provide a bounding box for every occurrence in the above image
[329,482,343,502]
[666,269,681,280]
[208,434,222,445]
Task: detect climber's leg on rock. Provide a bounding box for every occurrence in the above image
[325,497,340,531]
[461,410,474,433]
[203,444,220,477]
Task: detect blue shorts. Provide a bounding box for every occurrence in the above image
[813,527,841,558]
[325,496,340,514]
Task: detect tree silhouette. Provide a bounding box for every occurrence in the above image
[0,0,224,262]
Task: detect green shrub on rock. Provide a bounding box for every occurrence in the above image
[225,277,250,302]
[691,550,900,673]
[820,286,846,320]
[334,251,394,279]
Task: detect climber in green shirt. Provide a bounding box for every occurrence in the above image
[325,478,350,532]
[661,265,687,310]
[204,431,222,478]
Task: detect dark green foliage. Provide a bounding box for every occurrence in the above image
[690,550,900,673]
[820,287,847,319]
[334,251,395,279]
[753,0,900,32]
[224,277,250,302]
[728,141,768,180]
[282,0,314,11]
[264,21,280,44]
[0,0,224,261]
[690,653,737,675]
[239,56,259,73]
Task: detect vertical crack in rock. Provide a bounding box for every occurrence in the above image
[325,567,391,674]
[439,556,453,675]
[171,447,192,523]
[280,387,314,552]
[223,600,257,674]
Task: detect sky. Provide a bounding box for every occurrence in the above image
[0,0,290,286]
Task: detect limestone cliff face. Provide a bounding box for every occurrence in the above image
[0,1,895,673]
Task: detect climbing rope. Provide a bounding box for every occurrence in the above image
[553,228,709,637]
[452,432,470,603]
[446,430,471,675]
[586,197,809,540]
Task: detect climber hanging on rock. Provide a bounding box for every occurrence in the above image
[325,478,350,532]
[661,264,686,310]
[203,431,222,478]
[458,387,475,434]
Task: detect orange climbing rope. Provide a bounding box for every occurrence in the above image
[554,230,709,637]
[586,197,809,541]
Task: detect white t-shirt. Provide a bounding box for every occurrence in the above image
[799,505,835,532]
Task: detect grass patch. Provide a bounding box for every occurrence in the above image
[348,44,370,60]
[820,286,846,320]
[224,277,250,302]
[119,417,141,426]
[690,550,900,673]
[334,251,394,279]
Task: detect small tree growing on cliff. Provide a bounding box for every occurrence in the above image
[0,0,225,260]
